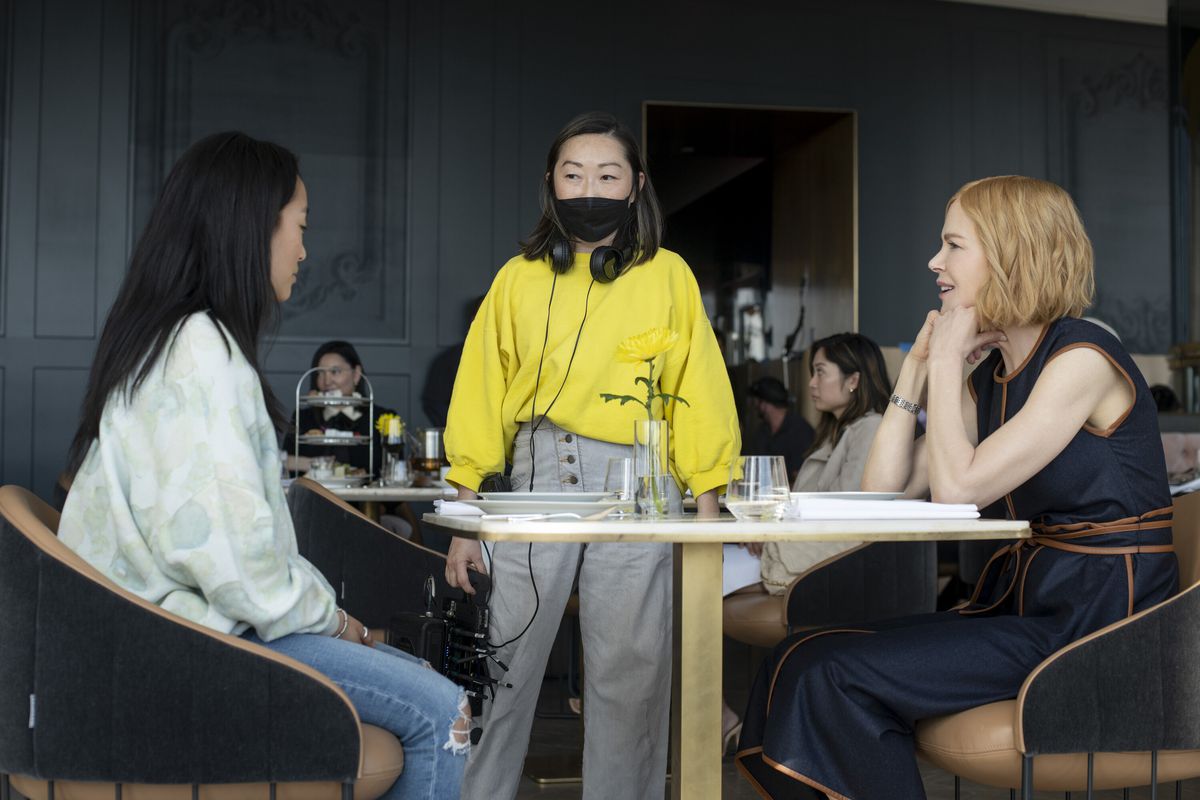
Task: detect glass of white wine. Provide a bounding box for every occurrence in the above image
[726,455,789,522]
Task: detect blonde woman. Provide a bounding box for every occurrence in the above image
[736,176,1177,799]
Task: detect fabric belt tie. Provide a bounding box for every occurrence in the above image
[959,505,1174,616]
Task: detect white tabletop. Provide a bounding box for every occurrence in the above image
[422,512,1031,543]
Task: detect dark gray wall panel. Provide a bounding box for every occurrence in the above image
[0,367,5,485]
[402,0,438,350]
[31,367,87,501]
[34,0,104,339]
[1048,38,1169,352]
[435,0,494,347]
[972,29,1027,177]
[2,0,1174,496]
[95,0,134,321]
[0,0,9,340]
[4,0,42,340]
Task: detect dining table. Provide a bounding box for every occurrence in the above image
[423,510,1031,800]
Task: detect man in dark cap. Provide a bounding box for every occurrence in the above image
[745,376,815,485]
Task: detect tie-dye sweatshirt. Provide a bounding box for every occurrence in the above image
[59,312,339,641]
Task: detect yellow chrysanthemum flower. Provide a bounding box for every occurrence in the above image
[616,327,678,363]
[375,413,404,437]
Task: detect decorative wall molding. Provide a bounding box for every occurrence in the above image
[134,0,408,342]
[1073,51,1167,117]
[1091,291,1171,354]
[170,0,373,59]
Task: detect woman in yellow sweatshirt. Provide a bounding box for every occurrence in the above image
[443,111,740,800]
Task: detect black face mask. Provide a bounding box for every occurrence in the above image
[554,196,632,243]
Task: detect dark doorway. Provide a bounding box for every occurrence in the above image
[643,102,857,421]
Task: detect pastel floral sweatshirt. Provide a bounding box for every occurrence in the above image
[59,313,339,641]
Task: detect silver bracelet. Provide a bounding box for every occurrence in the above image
[332,608,349,638]
[890,393,922,415]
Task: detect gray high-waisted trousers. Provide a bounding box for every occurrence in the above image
[460,421,678,800]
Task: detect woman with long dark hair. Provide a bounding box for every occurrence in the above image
[59,131,467,799]
[442,111,740,800]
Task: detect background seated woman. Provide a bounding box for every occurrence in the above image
[284,340,393,478]
[721,331,890,750]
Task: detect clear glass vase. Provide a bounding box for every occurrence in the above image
[633,419,670,517]
[380,439,405,486]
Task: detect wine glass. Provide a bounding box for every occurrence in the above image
[726,455,789,521]
[604,457,636,516]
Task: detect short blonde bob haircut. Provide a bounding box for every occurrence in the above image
[948,175,1094,330]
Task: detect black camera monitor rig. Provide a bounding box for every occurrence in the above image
[387,574,507,703]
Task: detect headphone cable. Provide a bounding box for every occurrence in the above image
[490,273,596,652]
[527,275,596,491]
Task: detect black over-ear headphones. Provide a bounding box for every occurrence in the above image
[550,239,627,283]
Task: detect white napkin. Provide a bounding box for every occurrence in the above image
[1171,475,1200,497]
[786,498,979,520]
[434,499,484,516]
[723,544,763,596]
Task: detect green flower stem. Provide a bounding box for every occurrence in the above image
[599,350,691,517]
[643,358,665,516]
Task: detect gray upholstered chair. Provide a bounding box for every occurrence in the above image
[286,478,490,643]
[723,541,938,648]
[915,490,1200,798]
[0,484,404,800]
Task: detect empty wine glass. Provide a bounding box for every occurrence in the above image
[605,457,636,515]
[726,455,789,521]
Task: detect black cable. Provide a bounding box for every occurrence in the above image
[488,274,597,652]
[528,275,596,490]
[526,270,560,493]
[489,542,541,650]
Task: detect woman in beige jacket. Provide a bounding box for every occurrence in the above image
[753,332,892,592]
[722,332,891,748]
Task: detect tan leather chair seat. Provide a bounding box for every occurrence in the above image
[723,585,787,648]
[10,723,404,800]
[916,700,1200,791]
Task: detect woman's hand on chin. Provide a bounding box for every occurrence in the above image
[929,307,1006,365]
[907,310,940,362]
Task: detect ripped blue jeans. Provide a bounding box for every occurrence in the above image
[245,632,468,800]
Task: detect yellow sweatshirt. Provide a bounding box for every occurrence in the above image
[445,248,740,496]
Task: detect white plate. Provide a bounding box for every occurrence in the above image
[477,491,615,503]
[298,434,369,446]
[299,395,370,407]
[790,491,902,501]
[462,498,627,516]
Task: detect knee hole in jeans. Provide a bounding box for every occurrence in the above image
[445,692,471,755]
